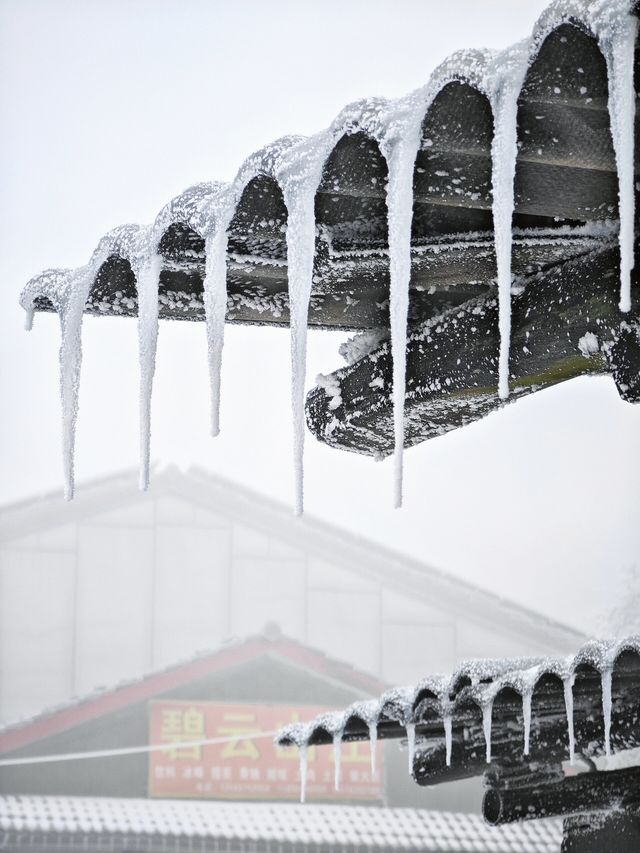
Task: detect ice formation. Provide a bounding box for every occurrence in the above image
[368,721,378,776]
[333,730,343,791]
[601,666,613,757]
[591,2,638,312]
[443,713,453,767]
[202,227,229,438]
[405,722,416,774]
[522,689,533,756]
[578,331,601,357]
[298,742,308,804]
[136,252,162,491]
[20,0,637,511]
[488,46,529,400]
[563,674,576,765]
[482,700,494,764]
[277,636,640,795]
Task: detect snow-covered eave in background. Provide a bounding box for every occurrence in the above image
[277,634,640,800]
[19,0,639,512]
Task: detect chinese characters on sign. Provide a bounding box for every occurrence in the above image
[148,700,383,801]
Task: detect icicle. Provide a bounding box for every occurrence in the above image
[385,147,416,509]
[600,15,638,313]
[522,690,533,756]
[284,191,316,516]
[405,722,416,775]
[601,667,613,757]
[58,269,94,501]
[443,714,453,767]
[482,701,494,764]
[368,721,378,776]
[333,730,343,791]
[298,742,308,803]
[24,306,34,331]
[202,227,229,437]
[136,253,162,491]
[563,675,575,765]
[491,78,523,400]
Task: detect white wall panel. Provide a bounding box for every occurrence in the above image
[154,525,231,667]
[231,557,306,640]
[0,549,75,723]
[75,525,154,694]
[381,623,456,684]
[307,588,380,677]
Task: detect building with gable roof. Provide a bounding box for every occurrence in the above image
[0,466,583,729]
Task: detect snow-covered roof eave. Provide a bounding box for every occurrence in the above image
[19,0,639,514]
[276,634,640,800]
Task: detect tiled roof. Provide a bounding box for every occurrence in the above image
[0,796,563,853]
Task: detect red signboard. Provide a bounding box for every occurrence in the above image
[148,700,383,801]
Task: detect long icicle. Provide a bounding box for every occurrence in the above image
[405,722,416,775]
[482,701,494,764]
[444,714,453,767]
[59,268,94,501]
[563,675,575,765]
[24,305,35,332]
[284,191,316,516]
[136,253,162,491]
[491,79,522,400]
[601,16,638,313]
[522,690,533,756]
[202,227,229,437]
[386,146,416,509]
[368,720,378,776]
[601,667,613,757]
[298,742,308,803]
[333,730,343,791]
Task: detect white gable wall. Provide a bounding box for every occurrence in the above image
[0,487,574,724]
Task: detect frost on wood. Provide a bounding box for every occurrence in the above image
[20,0,639,510]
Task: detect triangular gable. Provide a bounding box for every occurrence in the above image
[0,465,585,661]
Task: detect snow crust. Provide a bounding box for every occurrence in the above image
[20,0,638,510]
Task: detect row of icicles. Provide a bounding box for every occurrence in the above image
[24,5,637,515]
[292,668,615,802]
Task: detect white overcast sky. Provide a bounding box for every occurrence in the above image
[1,0,639,635]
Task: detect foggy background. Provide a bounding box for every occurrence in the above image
[0,0,639,653]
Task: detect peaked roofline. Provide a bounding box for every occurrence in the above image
[0,465,586,654]
[0,628,388,756]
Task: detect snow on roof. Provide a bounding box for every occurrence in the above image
[18,0,638,514]
[278,635,640,798]
[0,796,563,852]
